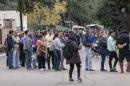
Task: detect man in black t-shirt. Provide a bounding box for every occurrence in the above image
[117,31,130,73]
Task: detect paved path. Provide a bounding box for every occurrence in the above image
[0,49,130,86]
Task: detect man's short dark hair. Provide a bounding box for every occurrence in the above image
[38,35,43,39]
[109,30,115,35]
[9,30,14,34]
[24,30,28,35]
[120,30,128,34]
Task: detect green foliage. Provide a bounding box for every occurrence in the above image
[0,0,17,10]
[67,0,103,24]
[17,0,37,14]
[97,0,130,30]
[28,0,67,28]
[0,0,7,5]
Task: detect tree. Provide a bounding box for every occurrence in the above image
[28,0,67,29]
[0,0,7,5]
[42,1,67,26]
[17,0,41,31]
[27,1,41,28]
[66,0,103,26]
[0,0,17,10]
[97,0,130,31]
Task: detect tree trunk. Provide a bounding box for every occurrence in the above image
[20,11,23,31]
[128,15,130,31]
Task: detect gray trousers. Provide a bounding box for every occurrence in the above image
[13,49,19,68]
[85,47,92,70]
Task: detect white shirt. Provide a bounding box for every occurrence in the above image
[53,37,62,51]
[45,34,54,48]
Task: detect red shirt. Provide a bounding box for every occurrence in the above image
[36,40,45,55]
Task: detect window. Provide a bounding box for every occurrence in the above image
[4,19,12,28]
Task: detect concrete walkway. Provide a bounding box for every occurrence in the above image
[0,49,130,86]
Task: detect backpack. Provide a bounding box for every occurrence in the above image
[63,40,73,60]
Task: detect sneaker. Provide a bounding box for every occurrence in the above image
[77,78,82,82]
[40,68,44,71]
[43,69,48,71]
[85,68,88,71]
[110,68,114,72]
[113,68,117,72]
[63,68,67,70]
[88,69,95,71]
[9,68,16,70]
[110,68,117,72]
[27,68,33,70]
[69,78,74,81]
[101,69,107,71]
[48,68,51,70]
[16,67,20,68]
[55,69,61,71]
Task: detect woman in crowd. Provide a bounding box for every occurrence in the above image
[13,31,20,68]
[36,35,46,70]
[98,34,107,71]
[66,34,82,81]
[53,32,63,71]
[19,32,25,67]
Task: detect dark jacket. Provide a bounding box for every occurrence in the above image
[66,39,81,64]
[82,33,91,47]
[7,35,14,51]
[97,38,107,55]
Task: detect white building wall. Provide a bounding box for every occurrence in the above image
[0,11,27,31]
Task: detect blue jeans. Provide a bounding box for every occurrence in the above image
[13,50,19,68]
[24,50,32,69]
[54,49,61,70]
[85,47,92,70]
[7,49,14,68]
[101,54,106,70]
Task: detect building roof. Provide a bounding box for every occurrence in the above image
[72,25,85,29]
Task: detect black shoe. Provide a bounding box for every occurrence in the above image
[9,67,16,70]
[63,68,67,70]
[55,69,61,71]
[113,68,117,72]
[85,68,88,71]
[110,68,114,72]
[69,78,74,81]
[110,68,117,72]
[16,67,20,68]
[88,69,95,71]
[27,68,33,70]
[77,78,82,82]
[101,69,107,71]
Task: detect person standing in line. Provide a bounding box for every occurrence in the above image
[83,30,95,71]
[89,32,95,46]
[117,31,130,73]
[66,35,82,81]
[22,31,32,70]
[45,30,54,70]
[53,32,62,71]
[59,31,67,70]
[7,30,15,69]
[98,34,107,71]
[13,31,20,68]
[32,33,37,53]
[36,35,46,70]
[19,32,25,67]
[107,30,118,72]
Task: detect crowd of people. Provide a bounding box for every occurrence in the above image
[5,28,130,81]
